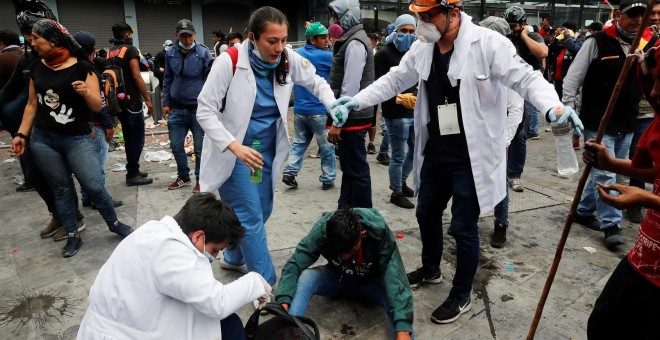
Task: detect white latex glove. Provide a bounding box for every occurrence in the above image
[257,274,272,309]
[548,105,584,136]
[327,96,359,127]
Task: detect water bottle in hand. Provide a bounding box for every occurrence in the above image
[552,122,579,175]
[250,140,262,184]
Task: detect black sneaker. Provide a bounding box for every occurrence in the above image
[390,191,415,209]
[407,267,442,287]
[109,221,134,238]
[126,174,153,186]
[82,200,92,208]
[402,182,414,198]
[62,234,83,258]
[282,174,298,188]
[16,183,35,192]
[491,222,507,248]
[322,182,334,190]
[367,142,377,154]
[376,153,390,165]
[431,296,472,324]
[603,226,624,247]
[139,171,148,178]
[626,207,643,224]
[573,214,601,231]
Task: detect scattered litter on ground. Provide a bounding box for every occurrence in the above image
[582,246,597,254]
[159,141,170,146]
[506,264,513,271]
[144,150,173,162]
[116,146,125,151]
[144,123,157,129]
[3,158,16,163]
[169,163,177,167]
[10,247,20,254]
[12,175,24,185]
[112,163,127,172]
[395,233,404,239]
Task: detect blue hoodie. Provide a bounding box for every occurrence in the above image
[293,44,333,115]
[162,43,212,108]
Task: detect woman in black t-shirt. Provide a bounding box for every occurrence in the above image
[10,19,133,258]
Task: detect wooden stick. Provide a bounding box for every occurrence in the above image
[526,2,657,338]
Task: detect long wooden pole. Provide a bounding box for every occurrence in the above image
[526,2,656,338]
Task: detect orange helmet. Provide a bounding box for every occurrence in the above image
[409,0,461,12]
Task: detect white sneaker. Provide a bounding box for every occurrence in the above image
[507,178,524,192]
[219,258,248,274]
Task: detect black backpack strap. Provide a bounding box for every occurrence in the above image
[245,303,319,340]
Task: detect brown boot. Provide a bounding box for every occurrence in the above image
[54,219,86,242]
[40,217,62,238]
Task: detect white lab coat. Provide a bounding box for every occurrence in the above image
[353,12,561,212]
[196,41,336,194]
[77,217,266,340]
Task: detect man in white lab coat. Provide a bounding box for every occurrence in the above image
[329,0,583,325]
[77,193,272,340]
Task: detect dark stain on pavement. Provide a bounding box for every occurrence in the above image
[0,290,80,334]
[340,323,356,336]
[473,255,498,339]
[500,294,514,302]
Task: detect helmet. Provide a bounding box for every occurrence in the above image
[409,0,461,12]
[504,6,526,24]
[14,0,57,32]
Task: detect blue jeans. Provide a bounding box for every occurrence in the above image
[528,105,540,136]
[507,100,533,179]
[0,88,28,135]
[288,265,402,336]
[384,118,414,192]
[416,158,480,300]
[629,118,653,189]
[494,186,509,228]
[337,129,372,209]
[168,108,204,180]
[577,129,633,229]
[282,114,335,184]
[81,125,110,203]
[30,127,117,234]
[117,103,145,177]
[379,116,390,154]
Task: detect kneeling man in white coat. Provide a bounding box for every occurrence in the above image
[77,193,271,340]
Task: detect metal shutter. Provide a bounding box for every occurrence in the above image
[57,0,125,51]
[202,2,250,45]
[0,1,20,35]
[135,0,192,56]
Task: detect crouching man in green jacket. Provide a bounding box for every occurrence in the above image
[275,208,413,340]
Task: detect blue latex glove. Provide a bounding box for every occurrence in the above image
[547,105,584,136]
[327,96,359,127]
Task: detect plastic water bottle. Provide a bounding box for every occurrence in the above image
[551,122,579,175]
[250,140,262,184]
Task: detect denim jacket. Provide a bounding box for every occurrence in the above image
[162,43,212,108]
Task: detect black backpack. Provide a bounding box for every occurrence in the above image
[245,303,320,340]
[101,46,130,115]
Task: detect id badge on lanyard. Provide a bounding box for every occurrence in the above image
[437,98,460,135]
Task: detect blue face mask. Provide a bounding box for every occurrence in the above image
[179,40,196,50]
[198,234,215,263]
[392,32,416,52]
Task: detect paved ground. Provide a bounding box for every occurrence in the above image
[0,114,640,339]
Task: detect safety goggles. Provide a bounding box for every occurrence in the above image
[417,6,448,22]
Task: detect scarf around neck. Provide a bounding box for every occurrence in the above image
[248,41,280,78]
[43,47,71,67]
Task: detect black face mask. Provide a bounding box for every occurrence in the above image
[113,38,133,46]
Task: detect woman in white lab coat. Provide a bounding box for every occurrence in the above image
[196,6,336,285]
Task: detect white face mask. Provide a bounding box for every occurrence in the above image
[416,20,442,43]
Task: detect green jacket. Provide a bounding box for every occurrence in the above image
[275,208,413,333]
